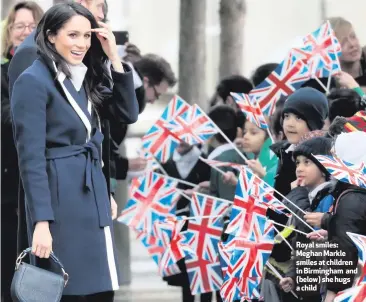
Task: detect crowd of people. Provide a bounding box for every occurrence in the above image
[1,0,366,302]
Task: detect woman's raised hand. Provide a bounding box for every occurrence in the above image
[91,22,124,73]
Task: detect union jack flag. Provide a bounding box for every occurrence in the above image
[249,54,310,116]
[231,92,269,130]
[199,158,243,171]
[164,104,219,145]
[225,168,268,237]
[292,21,342,77]
[334,284,366,302]
[161,95,191,122]
[182,193,229,263]
[185,255,223,295]
[226,234,274,298]
[141,95,191,162]
[153,217,195,273]
[129,176,143,196]
[118,172,180,234]
[137,150,160,171]
[314,155,366,189]
[224,218,274,251]
[179,193,229,295]
[239,277,262,301]
[135,230,181,277]
[347,232,366,285]
[255,177,290,216]
[218,241,231,278]
[220,242,262,301]
[220,264,241,302]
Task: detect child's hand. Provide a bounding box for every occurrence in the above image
[324,290,337,302]
[198,181,210,190]
[183,187,198,197]
[307,229,327,241]
[304,212,324,228]
[291,178,305,189]
[280,277,295,292]
[247,159,266,179]
[223,171,238,186]
[334,71,359,89]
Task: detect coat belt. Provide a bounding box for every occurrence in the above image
[45,130,110,227]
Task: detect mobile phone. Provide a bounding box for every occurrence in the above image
[113,31,129,46]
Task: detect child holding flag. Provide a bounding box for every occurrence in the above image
[280,136,334,302]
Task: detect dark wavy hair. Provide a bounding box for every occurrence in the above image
[208,105,238,143]
[328,88,365,122]
[35,1,110,106]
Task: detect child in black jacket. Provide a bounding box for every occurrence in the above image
[268,88,330,292]
[280,137,333,302]
[304,132,366,301]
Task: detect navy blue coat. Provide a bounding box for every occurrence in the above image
[11,57,132,295]
[9,31,138,257]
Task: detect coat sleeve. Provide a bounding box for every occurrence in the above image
[283,187,311,232]
[320,212,331,230]
[98,63,138,125]
[115,156,129,180]
[8,45,38,99]
[11,72,54,224]
[327,192,366,293]
[209,168,219,198]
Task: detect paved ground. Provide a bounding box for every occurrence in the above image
[115,231,182,302]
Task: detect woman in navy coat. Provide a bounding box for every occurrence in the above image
[11,3,138,301]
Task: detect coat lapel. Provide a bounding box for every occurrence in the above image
[63,78,92,121]
[53,62,92,140]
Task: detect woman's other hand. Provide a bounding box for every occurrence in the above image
[32,221,52,258]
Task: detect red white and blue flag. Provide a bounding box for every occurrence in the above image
[347,232,366,285]
[231,92,269,130]
[199,158,243,171]
[153,217,195,273]
[249,54,310,116]
[254,176,290,217]
[141,95,191,163]
[185,255,223,295]
[182,193,230,262]
[220,263,241,302]
[118,172,180,234]
[225,168,268,237]
[334,284,366,302]
[224,223,274,299]
[294,21,342,77]
[137,150,160,171]
[181,193,229,295]
[314,155,366,189]
[217,240,232,279]
[163,104,219,145]
[135,231,181,277]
